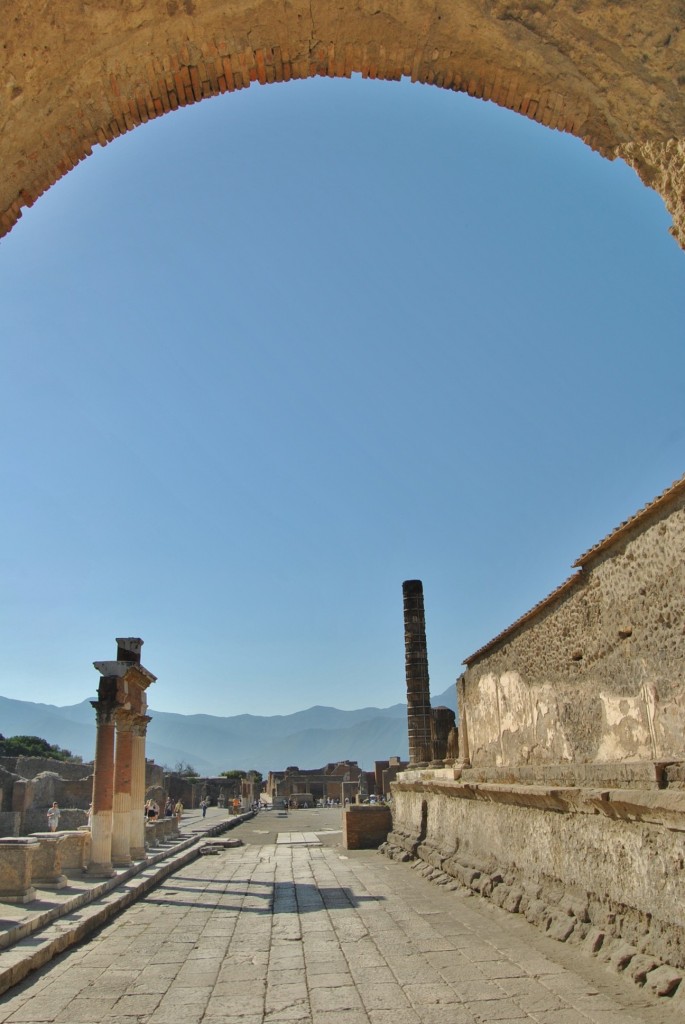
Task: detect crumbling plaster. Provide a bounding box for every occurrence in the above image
[1,1,685,243]
[462,486,685,768]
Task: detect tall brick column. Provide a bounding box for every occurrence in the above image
[130,715,150,860]
[89,678,118,877]
[111,709,135,865]
[403,580,432,767]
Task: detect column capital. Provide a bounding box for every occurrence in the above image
[131,714,151,738]
[114,707,139,733]
[90,699,117,726]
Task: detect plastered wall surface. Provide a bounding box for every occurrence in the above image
[463,489,685,768]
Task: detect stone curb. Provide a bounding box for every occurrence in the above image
[0,812,253,997]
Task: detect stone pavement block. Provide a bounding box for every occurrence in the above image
[477,959,529,980]
[203,1018,264,1024]
[384,958,444,984]
[518,957,568,977]
[464,942,508,962]
[309,985,364,1011]
[146,1000,208,1024]
[164,986,213,1006]
[495,976,566,1012]
[529,1011,606,1024]
[413,1007,478,1024]
[310,1011,370,1024]
[367,1009,422,1024]
[263,1007,312,1022]
[264,983,309,1012]
[111,993,165,1015]
[174,968,218,988]
[463,998,530,1021]
[358,982,413,1009]
[53,995,122,1021]
[306,972,354,988]
[349,966,396,985]
[402,983,460,1006]
[303,958,348,974]
[441,979,506,1002]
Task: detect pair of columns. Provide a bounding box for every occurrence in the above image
[89,638,156,876]
[90,692,150,874]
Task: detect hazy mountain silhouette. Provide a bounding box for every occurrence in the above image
[0,685,457,776]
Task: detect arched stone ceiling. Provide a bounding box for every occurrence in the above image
[2,1,684,245]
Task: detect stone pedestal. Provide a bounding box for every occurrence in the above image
[0,838,38,903]
[343,805,393,849]
[59,830,90,872]
[28,833,68,888]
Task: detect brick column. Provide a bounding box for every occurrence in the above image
[89,680,117,877]
[129,715,150,860]
[402,580,432,767]
[111,709,135,866]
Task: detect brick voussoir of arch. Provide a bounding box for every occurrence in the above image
[1,0,684,245]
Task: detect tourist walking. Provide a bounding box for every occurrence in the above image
[200,797,207,818]
[47,802,60,832]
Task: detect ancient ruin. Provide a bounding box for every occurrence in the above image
[90,638,155,874]
[384,473,685,989]
[1,2,684,246]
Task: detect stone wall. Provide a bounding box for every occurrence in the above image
[461,479,685,770]
[383,477,685,990]
[0,758,92,781]
[384,779,685,973]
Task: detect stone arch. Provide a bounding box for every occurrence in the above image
[2,1,684,245]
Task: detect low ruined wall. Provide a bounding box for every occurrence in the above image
[383,777,685,973]
[462,486,685,768]
[342,805,392,850]
[0,758,92,780]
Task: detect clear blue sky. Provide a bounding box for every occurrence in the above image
[1,75,683,717]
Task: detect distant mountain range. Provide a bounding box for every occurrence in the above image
[0,686,457,777]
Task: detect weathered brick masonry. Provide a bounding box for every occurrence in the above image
[1,1,685,244]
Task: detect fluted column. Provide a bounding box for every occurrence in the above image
[129,715,150,860]
[403,580,432,767]
[89,681,117,876]
[111,709,135,865]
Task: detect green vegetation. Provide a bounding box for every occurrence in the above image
[220,769,263,783]
[0,735,81,762]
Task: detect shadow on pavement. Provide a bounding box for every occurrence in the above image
[146,879,384,914]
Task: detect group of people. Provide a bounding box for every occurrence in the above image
[145,798,184,821]
[45,792,220,832]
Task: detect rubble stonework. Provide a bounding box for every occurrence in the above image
[384,474,685,994]
[1,2,685,247]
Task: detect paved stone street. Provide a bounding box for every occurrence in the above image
[0,808,678,1024]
